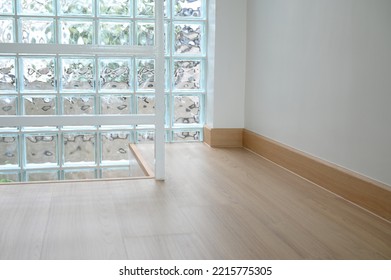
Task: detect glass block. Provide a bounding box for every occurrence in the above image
[174,0,203,18]
[20,0,54,15]
[0,172,19,183]
[61,58,94,91]
[99,21,131,45]
[101,132,131,162]
[137,95,155,114]
[25,134,57,165]
[0,134,18,166]
[173,130,200,141]
[0,57,16,91]
[22,57,55,91]
[64,169,96,180]
[21,19,55,44]
[26,171,58,182]
[101,167,132,178]
[24,96,56,115]
[60,0,93,15]
[63,133,95,165]
[137,130,154,143]
[136,58,155,91]
[137,22,154,46]
[0,96,17,115]
[137,0,155,17]
[99,0,131,16]
[100,95,131,114]
[60,20,94,45]
[174,95,200,124]
[173,60,201,90]
[0,1,13,14]
[0,19,14,43]
[174,23,202,54]
[99,58,132,92]
[63,96,94,115]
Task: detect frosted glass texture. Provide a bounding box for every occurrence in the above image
[174,0,203,17]
[0,172,18,183]
[25,135,57,165]
[22,57,56,91]
[21,19,55,44]
[0,135,18,166]
[174,60,201,90]
[61,20,94,45]
[99,0,130,16]
[24,96,56,115]
[0,1,13,14]
[60,0,93,15]
[64,169,95,180]
[0,19,14,43]
[174,95,200,124]
[63,133,95,165]
[101,95,131,114]
[137,131,154,143]
[137,95,155,114]
[0,58,16,91]
[100,59,132,91]
[137,22,154,46]
[63,96,94,115]
[62,58,95,91]
[26,171,58,181]
[173,130,200,141]
[101,132,130,162]
[137,0,155,17]
[99,22,131,45]
[137,59,155,90]
[20,0,54,15]
[0,96,17,115]
[174,23,202,54]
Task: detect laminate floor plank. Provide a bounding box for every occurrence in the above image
[0,143,390,259]
[0,186,53,259]
[40,183,127,259]
[183,146,391,259]
[124,233,213,260]
[180,205,304,259]
[111,196,195,238]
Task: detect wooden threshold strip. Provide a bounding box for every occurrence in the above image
[128,143,154,178]
[242,129,391,222]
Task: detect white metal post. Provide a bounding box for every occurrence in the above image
[154,0,166,180]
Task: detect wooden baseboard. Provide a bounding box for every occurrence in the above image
[204,126,243,147]
[243,129,391,222]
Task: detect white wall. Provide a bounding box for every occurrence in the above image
[245,0,391,186]
[206,0,247,128]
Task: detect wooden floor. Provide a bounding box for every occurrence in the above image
[0,143,390,259]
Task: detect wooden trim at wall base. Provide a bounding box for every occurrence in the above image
[204,126,243,147]
[243,129,391,222]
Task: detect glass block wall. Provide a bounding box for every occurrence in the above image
[0,0,207,182]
